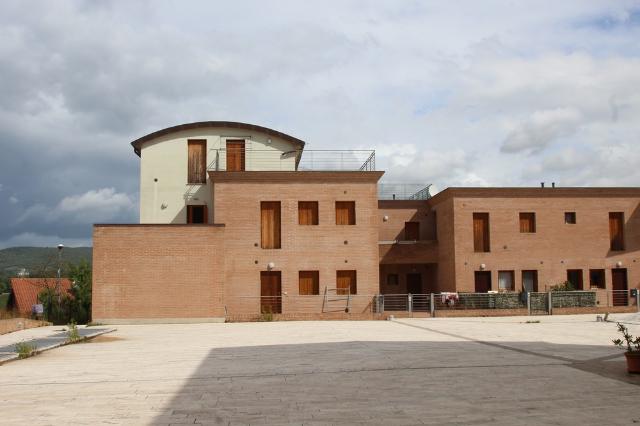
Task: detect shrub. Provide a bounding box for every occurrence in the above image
[15,341,37,359]
[67,320,81,343]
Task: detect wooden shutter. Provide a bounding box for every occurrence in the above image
[473,213,490,252]
[186,205,208,224]
[187,140,206,183]
[261,201,281,249]
[336,270,357,295]
[404,222,420,240]
[298,202,319,225]
[609,212,624,251]
[226,140,245,171]
[299,271,319,295]
[519,212,536,233]
[335,201,355,225]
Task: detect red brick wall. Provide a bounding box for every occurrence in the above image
[448,196,640,292]
[92,225,226,321]
[212,177,381,316]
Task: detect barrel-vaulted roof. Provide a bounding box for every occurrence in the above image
[130,121,306,156]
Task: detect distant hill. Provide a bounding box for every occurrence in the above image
[0,247,92,276]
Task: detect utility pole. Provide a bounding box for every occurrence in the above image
[57,244,64,305]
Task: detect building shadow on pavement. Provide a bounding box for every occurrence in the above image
[152,339,640,425]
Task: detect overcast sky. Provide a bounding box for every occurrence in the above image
[1,1,639,248]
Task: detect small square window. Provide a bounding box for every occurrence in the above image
[519,213,536,233]
[336,201,356,225]
[387,274,399,286]
[298,201,319,225]
[565,212,576,224]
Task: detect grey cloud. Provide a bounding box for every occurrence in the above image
[500,108,583,154]
[1,1,640,246]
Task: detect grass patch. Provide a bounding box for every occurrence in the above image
[15,341,37,359]
[67,320,81,343]
[525,320,541,324]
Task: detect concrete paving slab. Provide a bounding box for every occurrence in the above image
[0,316,638,424]
[0,325,115,364]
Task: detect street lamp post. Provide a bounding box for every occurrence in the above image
[57,244,64,305]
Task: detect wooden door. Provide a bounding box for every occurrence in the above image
[226,140,245,171]
[474,271,491,293]
[406,273,422,294]
[260,271,281,313]
[612,269,628,306]
[404,222,420,240]
[336,270,357,295]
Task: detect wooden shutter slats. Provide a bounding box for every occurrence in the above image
[187,140,206,184]
[336,270,357,295]
[298,202,318,225]
[519,213,535,233]
[473,213,490,252]
[336,201,355,225]
[299,271,319,295]
[609,212,624,251]
[226,140,245,171]
[261,201,281,249]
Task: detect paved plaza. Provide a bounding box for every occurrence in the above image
[1,314,639,425]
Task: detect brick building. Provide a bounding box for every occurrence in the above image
[92,122,640,322]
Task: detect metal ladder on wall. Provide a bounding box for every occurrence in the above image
[322,287,351,313]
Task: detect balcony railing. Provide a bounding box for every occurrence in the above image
[207,149,376,172]
[378,184,432,200]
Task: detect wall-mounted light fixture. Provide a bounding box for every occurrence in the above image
[383,215,389,222]
[267,262,275,270]
[616,261,623,268]
[480,263,486,270]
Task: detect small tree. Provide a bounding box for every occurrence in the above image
[68,260,92,324]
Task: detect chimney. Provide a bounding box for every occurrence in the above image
[552,182,555,188]
[540,182,545,188]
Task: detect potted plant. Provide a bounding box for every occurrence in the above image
[612,322,640,374]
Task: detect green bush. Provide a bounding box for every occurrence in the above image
[15,341,37,359]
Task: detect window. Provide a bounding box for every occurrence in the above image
[498,271,515,291]
[336,270,357,295]
[226,140,245,171]
[187,140,206,184]
[522,270,538,292]
[299,271,319,295]
[609,212,625,251]
[565,212,576,224]
[567,269,583,290]
[260,201,281,249]
[519,212,536,233]
[387,274,399,286]
[187,205,208,224]
[473,213,490,252]
[336,201,356,225]
[298,201,319,225]
[404,222,420,240]
[589,269,605,289]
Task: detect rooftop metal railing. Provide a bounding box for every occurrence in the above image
[207,149,376,172]
[378,184,432,200]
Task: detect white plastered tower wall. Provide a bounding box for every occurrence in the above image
[139,126,299,224]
